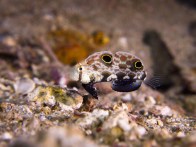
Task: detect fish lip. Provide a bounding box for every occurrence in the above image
[112,79,143,92]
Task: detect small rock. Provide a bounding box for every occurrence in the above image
[2,36,17,47]
[28,86,83,110]
[160,128,172,139]
[39,126,98,147]
[110,127,123,138]
[155,105,173,116]
[128,126,146,141]
[1,132,13,141]
[77,109,109,128]
[176,131,186,138]
[146,118,157,125]
[102,110,132,132]
[157,120,164,127]
[122,93,132,102]
[14,78,35,94]
[135,126,146,137]
[145,96,156,107]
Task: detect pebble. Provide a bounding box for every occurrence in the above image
[176,131,186,138]
[102,110,132,132]
[157,120,164,127]
[2,36,17,47]
[122,93,132,102]
[145,96,156,107]
[155,105,172,116]
[78,109,109,128]
[14,78,35,94]
[135,126,146,137]
[1,132,13,141]
[146,118,157,125]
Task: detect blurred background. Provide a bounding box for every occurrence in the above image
[0,0,195,113]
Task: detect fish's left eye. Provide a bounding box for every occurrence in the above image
[101,54,112,64]
[134,61,143,69]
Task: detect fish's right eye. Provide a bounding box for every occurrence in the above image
[134,61,143,69]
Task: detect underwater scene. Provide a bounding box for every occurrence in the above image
[0,0,196,146]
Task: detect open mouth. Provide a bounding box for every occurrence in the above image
[111,79,143,92]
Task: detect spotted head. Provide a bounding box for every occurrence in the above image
[71,51,146,98]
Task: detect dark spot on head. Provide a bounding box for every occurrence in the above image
[119,64,127,69]
[116,72,126,79]
[86,59,94,65]
[101,71,112,81]
[114,59,120,63]
[128,73,135,79]
[128,55,133,59]
[126,60,132,65]
[102,71,111,77]
[115,53,120,58]
[120,55,127,61]
[114,68,120,72]
[92,64,98,70]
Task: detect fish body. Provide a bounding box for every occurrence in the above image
[71,51,146,98]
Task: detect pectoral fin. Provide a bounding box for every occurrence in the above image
[82,83,98,99]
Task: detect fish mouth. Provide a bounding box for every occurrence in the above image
[111,79,143,92]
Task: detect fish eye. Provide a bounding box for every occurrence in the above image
[134,61,143,69]
[101,54,112,64]
[78,66,83,71]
